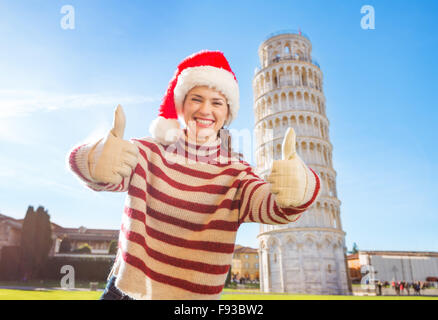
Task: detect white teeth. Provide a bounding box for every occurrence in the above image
[195,118,214,125]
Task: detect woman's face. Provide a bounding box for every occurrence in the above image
[182,86,229,141]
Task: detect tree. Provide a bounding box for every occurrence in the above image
[108,240,118,255]
[59,237,72,253]
[225,266,232,287]
[19,206,53,280]
[351,242,359,254]
[34,206,53,277]
[20,206,37,280]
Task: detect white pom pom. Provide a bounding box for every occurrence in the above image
[149,117,182,145]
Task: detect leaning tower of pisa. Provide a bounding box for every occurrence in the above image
[253,30,352,295]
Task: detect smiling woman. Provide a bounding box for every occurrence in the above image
[67,50,320,300]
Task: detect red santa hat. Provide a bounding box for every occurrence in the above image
[149,50,239,145]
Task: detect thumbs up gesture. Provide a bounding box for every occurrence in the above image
[88,105,139,185]
[267,127,308,208]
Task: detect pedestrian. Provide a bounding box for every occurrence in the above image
[414,281,420,295]
[377,281,382,296]
[67,50,321,300]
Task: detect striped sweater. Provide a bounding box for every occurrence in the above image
[68,129,321,300]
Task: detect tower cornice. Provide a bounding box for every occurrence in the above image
[253,86,326,107]
[257,227,346,239]
[254,59,321,80]
[254,109,329,127]
[255,135,333,152]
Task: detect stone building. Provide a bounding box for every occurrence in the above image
[253,30,351,295]
[231,245,259,281]
[0,212,118,256]
[348,250,438,283]
[51,224,119,256]
[346,253,362,283]
[0,213,22,257]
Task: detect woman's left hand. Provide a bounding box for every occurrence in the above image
[267,127,309,208]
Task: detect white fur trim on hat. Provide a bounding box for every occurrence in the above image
[173,66,239,126]
[149,116,182,145]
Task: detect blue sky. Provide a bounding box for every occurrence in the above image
[0,0,437,253]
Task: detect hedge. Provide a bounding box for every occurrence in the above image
[0,245,116,282]
[40,256,116,282]
[0,246,21,281]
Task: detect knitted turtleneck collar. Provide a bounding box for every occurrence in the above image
[177,128,221,149]
[163,128,224,164]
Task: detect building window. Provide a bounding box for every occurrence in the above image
[255,254,259,259]
[245,255,248,259]
[255,263,259,268]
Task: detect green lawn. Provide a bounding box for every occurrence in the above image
[1,288,437,300]
[221,293,438,300]
[0,280,107,290]
[0,289,102,300]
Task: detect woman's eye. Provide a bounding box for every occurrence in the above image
[192,98,201,102]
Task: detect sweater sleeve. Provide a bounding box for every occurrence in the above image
[67,141,135,192]
[237,163,321,226]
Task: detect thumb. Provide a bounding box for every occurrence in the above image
[111,104,126,139]
[282,127,297,160]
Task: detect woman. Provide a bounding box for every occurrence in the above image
[68,50,320,300]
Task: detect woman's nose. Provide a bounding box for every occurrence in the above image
[198,101,212,114]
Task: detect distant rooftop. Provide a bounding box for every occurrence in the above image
[0,212,118,239]
[359,250,438,257]
[234,245,258,254]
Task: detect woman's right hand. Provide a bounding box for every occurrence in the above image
[88,105,139,184]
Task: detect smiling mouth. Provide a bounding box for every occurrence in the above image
[193,117,215,126]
